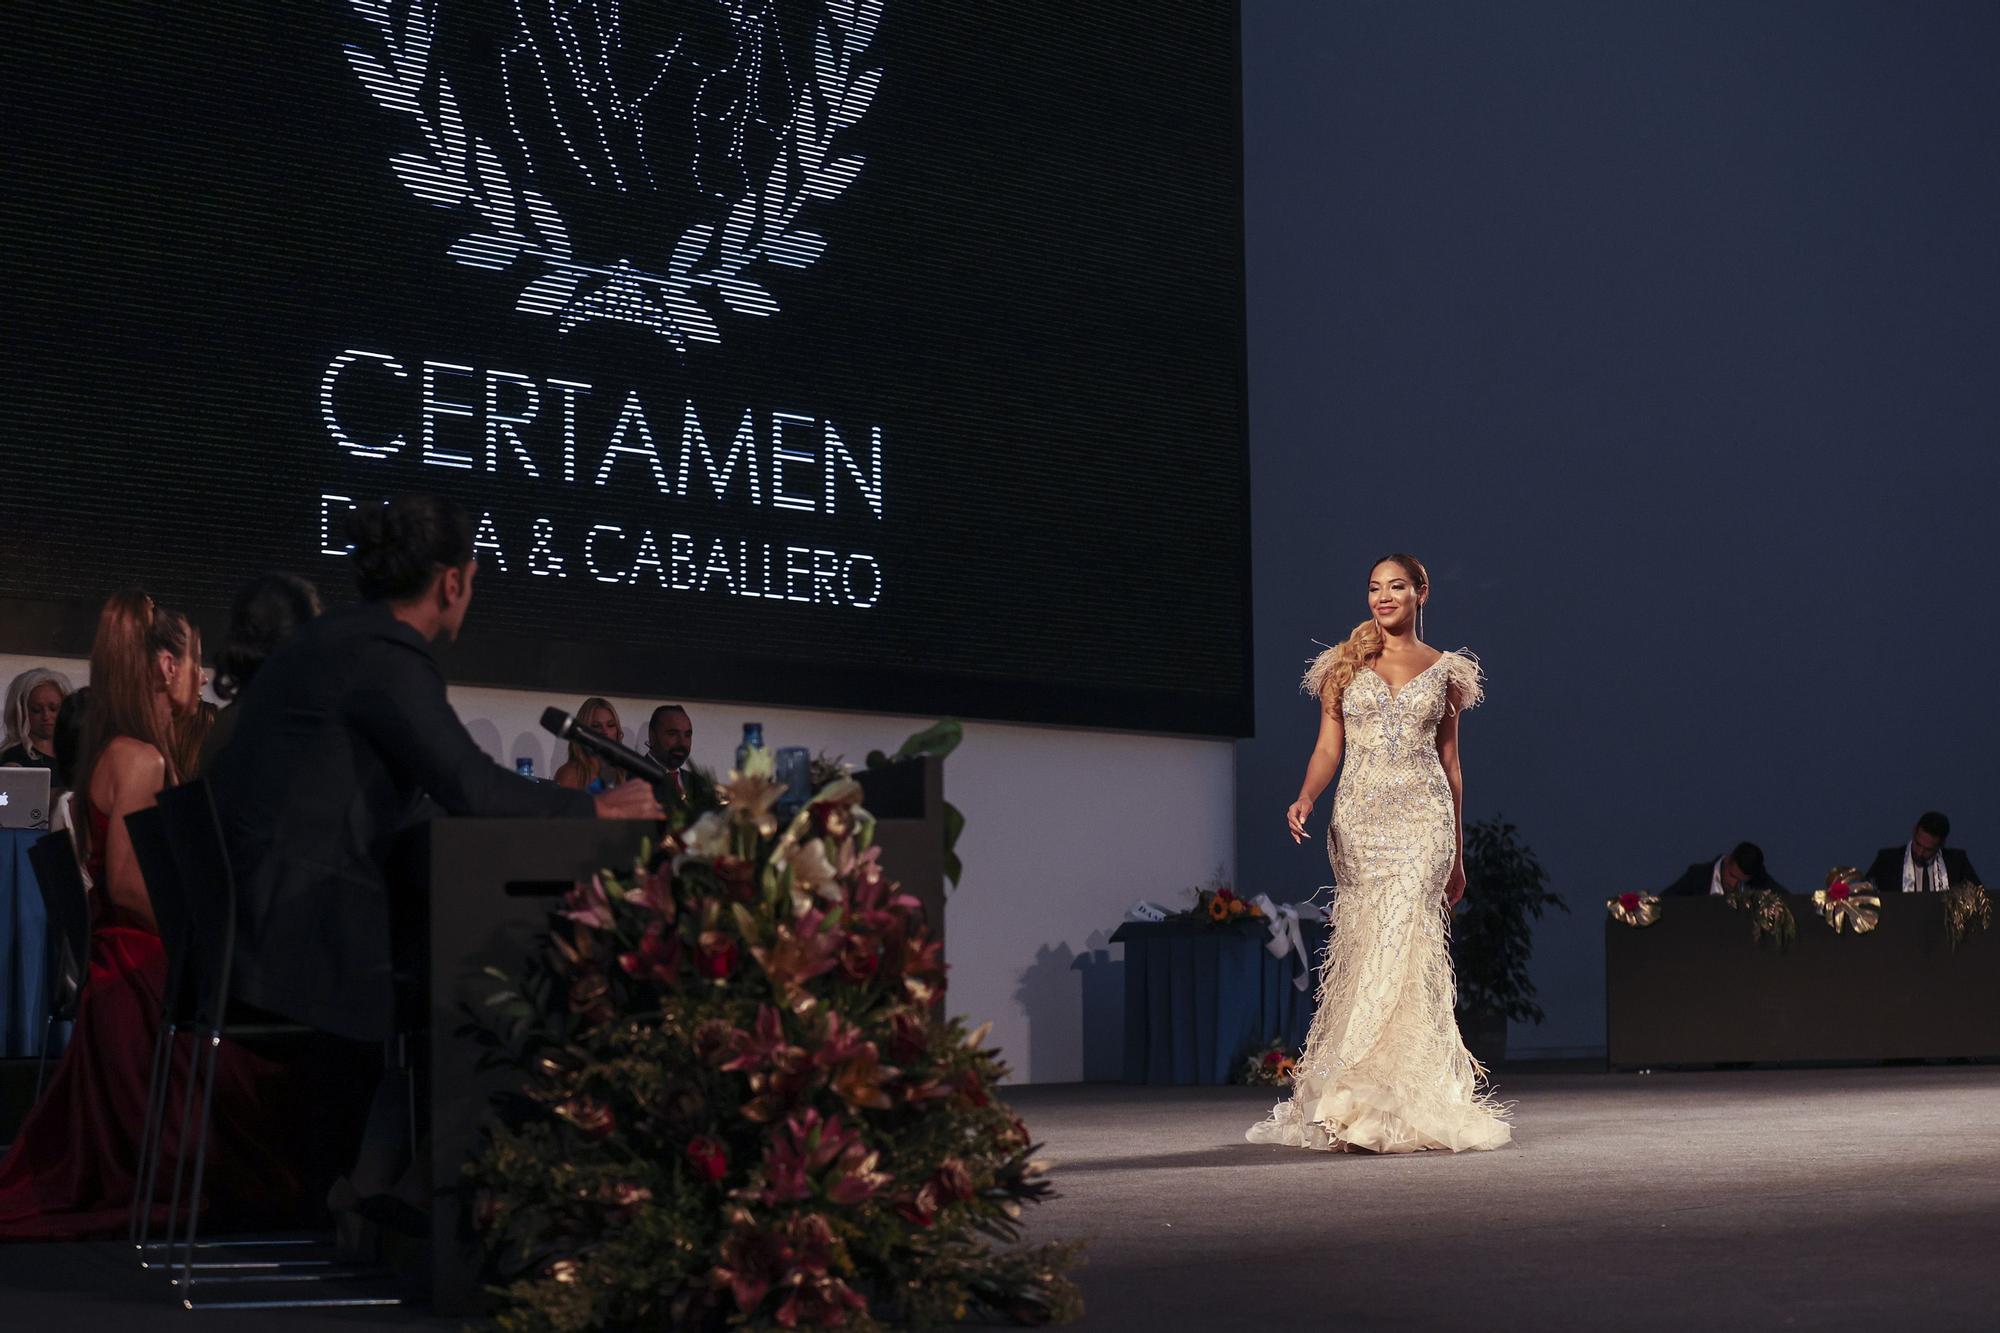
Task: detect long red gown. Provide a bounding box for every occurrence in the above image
[0,805,303,1240]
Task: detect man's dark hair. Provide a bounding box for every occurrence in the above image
[53,686,90,791]
[650,703,690,730]
[215,573,323,702]
[351,495,474,602]
[1730,841,1766,881]
[1917,810,1951,841]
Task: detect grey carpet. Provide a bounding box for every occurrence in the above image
[1007,1067,2000,1332]
[2,1068,1995,1329]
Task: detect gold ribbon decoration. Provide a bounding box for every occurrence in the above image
[1946,881,1992,951]
[1812,867,1881,935]
[1606,892,1660,927]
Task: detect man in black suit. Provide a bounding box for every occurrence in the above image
[646,703,716,819]
[212,495,661,1220]
[1661,841,1787,896]
[1862,810,1981,894]
[215,495,662,1040]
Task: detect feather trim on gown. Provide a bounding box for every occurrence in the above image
[1249,648,1511,1154]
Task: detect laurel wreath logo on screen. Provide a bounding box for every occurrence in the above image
[342,0,883,348]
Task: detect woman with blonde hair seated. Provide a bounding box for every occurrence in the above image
[553,695,630,791]
[1,666,74,769]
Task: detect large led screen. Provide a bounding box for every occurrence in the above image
[2,0,1249,734]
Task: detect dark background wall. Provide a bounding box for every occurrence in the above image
[1236,0,2000,1054]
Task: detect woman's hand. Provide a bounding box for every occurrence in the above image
[1285,797,1315,844]
[1444,859,1466,906]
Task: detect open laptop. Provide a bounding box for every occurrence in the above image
[0,767,52,830]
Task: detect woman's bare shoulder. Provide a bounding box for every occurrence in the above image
[99,735,167,775]
[94,736,168,807]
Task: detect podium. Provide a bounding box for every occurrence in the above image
[402,757,946,1314]
[397,817,654,1313]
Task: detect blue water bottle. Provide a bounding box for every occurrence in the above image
[516,756,536,780]
[735,722,766,774]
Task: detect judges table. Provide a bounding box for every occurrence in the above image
[1606,895,2000,1068]
[1109,918,1325,1085]
[0,828,49,1059]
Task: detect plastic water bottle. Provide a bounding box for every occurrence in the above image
[735,722,766,774]
[516,756,535,780]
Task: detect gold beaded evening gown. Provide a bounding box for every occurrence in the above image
[1245,649,1512,1154]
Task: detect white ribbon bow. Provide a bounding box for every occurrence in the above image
[1251,893,1318,991]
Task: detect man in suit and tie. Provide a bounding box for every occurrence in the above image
[646,703,716,819]
[1862,811,1981,893]
[1661,841,1787,896]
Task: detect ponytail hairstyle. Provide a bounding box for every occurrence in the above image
[79,589,200,798]
[1302,553,1431,709]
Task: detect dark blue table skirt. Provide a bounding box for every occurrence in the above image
[1,828,51,1058]
[1110,918,1327,1085]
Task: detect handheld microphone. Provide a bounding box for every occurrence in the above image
[540,707,671,788]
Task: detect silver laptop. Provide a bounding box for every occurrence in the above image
[0,767,52,830]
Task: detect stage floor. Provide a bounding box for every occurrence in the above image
[3,1067,1997,1330]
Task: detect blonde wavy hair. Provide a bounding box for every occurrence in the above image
[1303,552,1430,709]
[566,696,625,784]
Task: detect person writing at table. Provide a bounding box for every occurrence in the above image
[1,666,74,769]
[213,494,661,1223]
[1661,841,1786,896]
[1862,810,1980,893]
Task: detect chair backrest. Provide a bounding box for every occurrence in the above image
[26,832,90,1020]
[124,805,198,1025]
[154,780,241,1031]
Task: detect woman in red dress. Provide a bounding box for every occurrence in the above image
[0,590,302,1239]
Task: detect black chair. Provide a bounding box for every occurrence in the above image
[25,832,90,1100]
[149,780,404,1311]
[122,805,198,1260]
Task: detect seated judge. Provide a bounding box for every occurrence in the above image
[646,702,716,816]
[213,494,662,1042]
[1662,841,1786,896]
[1862,810,1981,893]
[199,571,323,772]
[554,695,630,791]
[1,666,74,768]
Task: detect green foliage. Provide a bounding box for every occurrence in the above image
[464,771,1080,1331]
[1452,817,1567,1024]
[866,720,967,889]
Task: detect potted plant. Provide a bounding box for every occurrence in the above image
[1452,817,1566,1068]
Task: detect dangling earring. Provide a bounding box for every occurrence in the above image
[1419,600,1426,641]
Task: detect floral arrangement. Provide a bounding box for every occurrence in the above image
[1726,886,1796,952]
[1605,892,1661,927]
[1171,869,1265,927]
[464,767,1081,1331]
[1946,881,1992,951]
[1812,868,1881,935]
[1236,1039,1296,1087]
